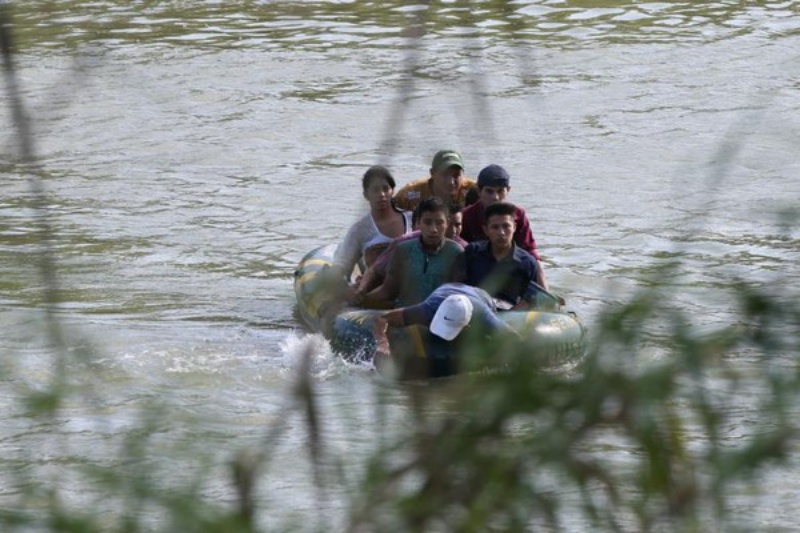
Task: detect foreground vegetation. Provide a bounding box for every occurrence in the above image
[3,235,798,532]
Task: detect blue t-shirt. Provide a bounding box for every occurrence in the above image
[401,283,510,335]
[463,241,539,305]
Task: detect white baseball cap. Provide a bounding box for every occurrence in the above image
[430,294,473,341]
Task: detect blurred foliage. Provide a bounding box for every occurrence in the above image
[3,1,800,532]
[7,280,798,532]
[343,282,799,532]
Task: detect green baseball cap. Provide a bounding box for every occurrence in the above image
[431,150,465,173]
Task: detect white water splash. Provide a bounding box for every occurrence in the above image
[279,331,373,381]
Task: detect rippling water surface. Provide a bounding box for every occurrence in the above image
[1,1,799,529]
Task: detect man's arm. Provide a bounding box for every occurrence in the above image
[518,252,566,310]
[356,240,398,294]
[535,264,549,291]
[359,280,396,309]
[514,211,550,289]
[376,308,407,329]
[372,301,433,371]
[372,308,406,371]
[359,244,403,308]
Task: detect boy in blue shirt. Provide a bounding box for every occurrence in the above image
[455,202,542,310]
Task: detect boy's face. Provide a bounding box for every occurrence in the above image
[484,214,515,249]
[447,212,463,239]
[479,185,510,206]
[419,210,448,247]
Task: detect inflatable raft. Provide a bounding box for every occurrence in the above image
[293,244,587,377]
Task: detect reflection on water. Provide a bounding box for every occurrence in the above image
[13,1,800,51]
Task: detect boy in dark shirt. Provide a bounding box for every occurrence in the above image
[455,202,541,310]
[460,164,548,289]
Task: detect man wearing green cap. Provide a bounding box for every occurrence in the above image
[394,150,477,211]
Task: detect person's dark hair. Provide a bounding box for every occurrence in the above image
[484,201,516,220]
[417,196,448,218]
[448,202,462,217]
[464,186,479,207]
[362,165,396,193]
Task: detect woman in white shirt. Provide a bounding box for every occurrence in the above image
[334,165,413,282]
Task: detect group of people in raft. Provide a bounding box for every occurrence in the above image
[330,149,559,373]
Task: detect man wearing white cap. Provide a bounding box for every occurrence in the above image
[371,282,518,375]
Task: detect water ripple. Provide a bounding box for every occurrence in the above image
[13,1,800,51]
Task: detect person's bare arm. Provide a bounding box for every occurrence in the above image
[535,260,549,291]
[374,309,406,332]
[360,277,398,308]
[360,245,403,308]
[372,308,406,372]
[355,265,378,293]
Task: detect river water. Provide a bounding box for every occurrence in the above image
[1,1,799,530]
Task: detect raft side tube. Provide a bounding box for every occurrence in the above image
[499,311,588,367]
[293,244,343,331]
[330,308,587,369]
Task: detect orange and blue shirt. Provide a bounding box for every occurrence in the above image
[393,177,478,211]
